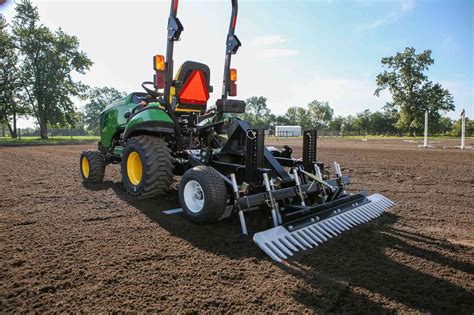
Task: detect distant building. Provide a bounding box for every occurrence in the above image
[275,125,301,137]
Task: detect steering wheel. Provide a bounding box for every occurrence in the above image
[141,81,163,98]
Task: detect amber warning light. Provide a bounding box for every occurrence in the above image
[229,68,237,96]
[153,55,165,89]
[153,55,165,71]
[230,68,237,82]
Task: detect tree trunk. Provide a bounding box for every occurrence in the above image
[1,124,5,137]
[12,112,17,138]
[40,121,48,139]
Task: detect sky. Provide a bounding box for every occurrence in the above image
[1,0,473,128]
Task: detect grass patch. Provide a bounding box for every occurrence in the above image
[268,135,471,141]
[0,135,99,145]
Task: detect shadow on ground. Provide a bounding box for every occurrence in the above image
[84,181,474,313]
[84,180,264,261]
[284,213,474,313]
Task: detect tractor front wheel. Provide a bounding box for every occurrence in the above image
[121,135,173,198]
[80,150,105,183]
[179,166,228,223]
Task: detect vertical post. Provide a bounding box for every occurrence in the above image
[221,0,240,99]
[245,128,264,186]
[230,173,247,235]
[303,129,317,172]
[423,110,428,147]
[461,109,465,150]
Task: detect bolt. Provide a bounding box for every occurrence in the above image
[315,216,319,221]
[288,225,293,230]
[310,218,315,222]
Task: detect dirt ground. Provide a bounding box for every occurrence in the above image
[1,138,473,313]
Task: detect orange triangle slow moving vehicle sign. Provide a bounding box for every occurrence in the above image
[178,70,209,105]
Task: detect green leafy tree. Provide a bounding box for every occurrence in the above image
[285,107,299,125]
[329,115,344,134]
[452,116,473,137]
[84,87,126,134]
[274,115,289,126]
[285,106,312,130]
[12,0,92,139]
[342,115,356,136]
[431,116,452,135]
[375,47,454,135]
[0,14,28,138]
[354,109,371,135]
[307,100,334,129]
[243,96,272,128]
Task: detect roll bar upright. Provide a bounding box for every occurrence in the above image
[221,0,241,99]
[161,0,241,149]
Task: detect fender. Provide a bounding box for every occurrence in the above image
[123,106,175,140]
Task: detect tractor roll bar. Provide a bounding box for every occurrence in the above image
[161,0,240,149]
[163,0,240,104]
[164,0,184,149]
[221,0,241,99]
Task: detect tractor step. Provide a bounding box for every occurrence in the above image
[253,193,395,262]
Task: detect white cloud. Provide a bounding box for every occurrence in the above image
[250,35,286,46]
[256,48,299,58]
[355,0,415,32]
[400,0,415,12]
[282,75,391,116]
[437,80,474,118]
[250,35,299,59]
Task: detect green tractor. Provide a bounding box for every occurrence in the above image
[80,0,395,262]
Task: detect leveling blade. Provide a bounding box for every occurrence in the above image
[253,193,395,262]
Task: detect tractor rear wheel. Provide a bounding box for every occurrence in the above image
[121,135,173,198]
[80,150,105,183]
[179,166,228,223]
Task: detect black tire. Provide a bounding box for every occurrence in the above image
[80,150,105,183]
[179,166,228,223]
[121,135,173,198]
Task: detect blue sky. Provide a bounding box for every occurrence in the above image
[1,0,472,127]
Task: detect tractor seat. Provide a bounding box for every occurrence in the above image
[173,61,212,114]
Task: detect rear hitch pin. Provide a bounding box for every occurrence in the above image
[231,173,247,235]
[263,172,279,227]
[292,168,306,207]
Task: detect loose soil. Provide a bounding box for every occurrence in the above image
[1,138,473,313]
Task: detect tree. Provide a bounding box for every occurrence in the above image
[285,106,312,130]
[354,109,371,135]
[431,116,452,135]
[375,47,454,135]
[342,115,356,136]
[285,107,299,125]
[307,100,334,129]
[84,87,126,134]
[13,0,92,139]
[243,96,272,128]
[452,116,473,137]
[329,115,344,135]
[0,14,28,138]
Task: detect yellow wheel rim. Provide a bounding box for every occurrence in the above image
[82,156,90,178]
[127,151,143,186]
